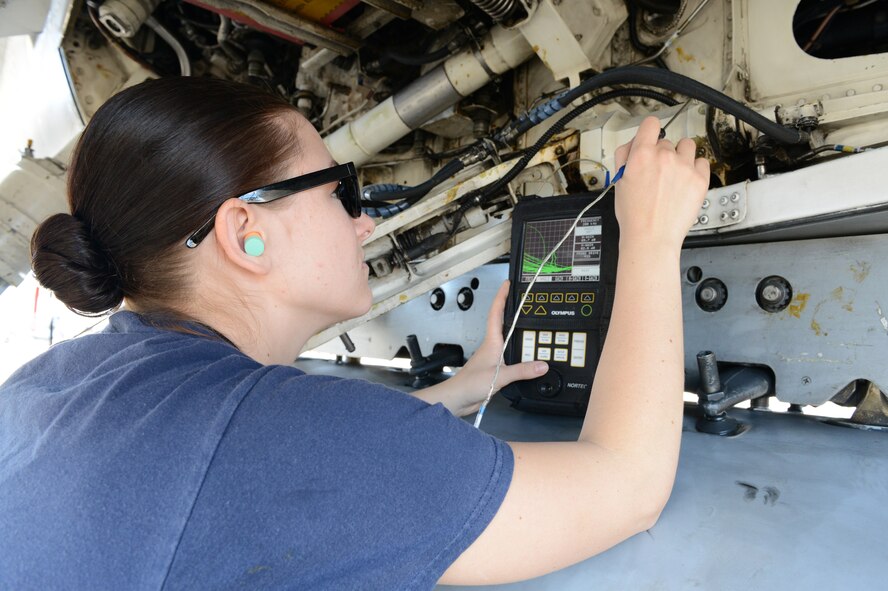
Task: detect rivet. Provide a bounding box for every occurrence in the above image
[719,196,729,206]
[699,215,709,225]
[730,192,740,202]
[701,198,710,209]
[730,209,740,219]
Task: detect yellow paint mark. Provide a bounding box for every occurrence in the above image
[445,187,459,204]
[399,294,408,303]
[788,293,810,318]
[831,287,844,300]
[850,261,871,283]
[843,303,854,312]
[811,319,822,336]
[675,47,695,63]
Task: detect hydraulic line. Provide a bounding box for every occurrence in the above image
[476,88,679,206]
[557,66,810,145]
[383,45,452,66]
[400,89,676,260]
[363,157,466,202]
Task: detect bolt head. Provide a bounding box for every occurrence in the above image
[699,215,709,224]
[730,192,740,202]
[701,199,710,209]
[730,209,740,219]
[761,285,783,302]
[699,287,718,302]
[720,212,729,221]
[719,196,729,206]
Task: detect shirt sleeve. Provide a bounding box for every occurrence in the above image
[164,367,513,591]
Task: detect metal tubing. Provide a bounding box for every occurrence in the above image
[696,351,722,395]
[325,25,533,165]
[707,367,773,415]
[393,66,463,128]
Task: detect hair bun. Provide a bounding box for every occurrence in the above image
[30,213,124,315]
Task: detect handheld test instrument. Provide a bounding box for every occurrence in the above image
[501,193,619,415]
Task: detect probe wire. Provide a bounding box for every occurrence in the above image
[473,183,616,429]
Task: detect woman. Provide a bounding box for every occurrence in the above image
[0,77,708,588]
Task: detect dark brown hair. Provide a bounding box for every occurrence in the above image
[31,76,301,316]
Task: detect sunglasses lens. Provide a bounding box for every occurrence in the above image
[338,175,362,218]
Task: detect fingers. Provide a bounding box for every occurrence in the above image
[485,280,510,339]
[498,360,549,388]
[676,137,697,162]
[614,139,632,169]
[695,156,711,179]
[627,116,664,159]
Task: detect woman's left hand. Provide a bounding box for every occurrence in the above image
[414,281,548,416]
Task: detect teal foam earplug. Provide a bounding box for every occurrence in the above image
[244,232,265,256]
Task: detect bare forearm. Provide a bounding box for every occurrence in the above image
[581,241,685,495]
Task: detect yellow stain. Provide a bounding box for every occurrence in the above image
[445,187,459,204]
[399,294,408,303]
[850,261,871,283]
[811,319,822,336]
[675,47,695,63]
[831,287,844,300]
[788,293,810,318]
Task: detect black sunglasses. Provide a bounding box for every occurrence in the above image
[185,162,362,248]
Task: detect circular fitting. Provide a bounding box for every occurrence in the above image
[730,192,740,202]
[430,288,446,311]
[699,215,710,225]
[457,287,474,311]
[756,275,793,313]
[701,199,710,209]
[696,278,728,312]
[719,195,729,206]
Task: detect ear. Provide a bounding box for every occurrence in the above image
[212,199,272,276]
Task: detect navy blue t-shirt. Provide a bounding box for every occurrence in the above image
[0,312,513,589]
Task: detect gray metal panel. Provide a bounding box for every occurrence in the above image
[293,359,888,590]
[681,234,888,406]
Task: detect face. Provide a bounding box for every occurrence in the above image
[263,118,376,329]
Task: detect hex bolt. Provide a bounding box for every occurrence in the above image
[730,192,740,202]
[801,376,812,385]
[730,209,740,219]
[719,196,729,206]
[699,215,709,224]
[701,198,710,209]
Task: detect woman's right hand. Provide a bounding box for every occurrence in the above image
[612,116,711,250]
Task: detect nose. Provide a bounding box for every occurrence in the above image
[356,212,375,242]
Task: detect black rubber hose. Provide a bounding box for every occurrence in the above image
[364,158,465,202]
[428,88,676,255]
[476,88,678,205]
[558,66,809,145]
[383,45,452,66]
